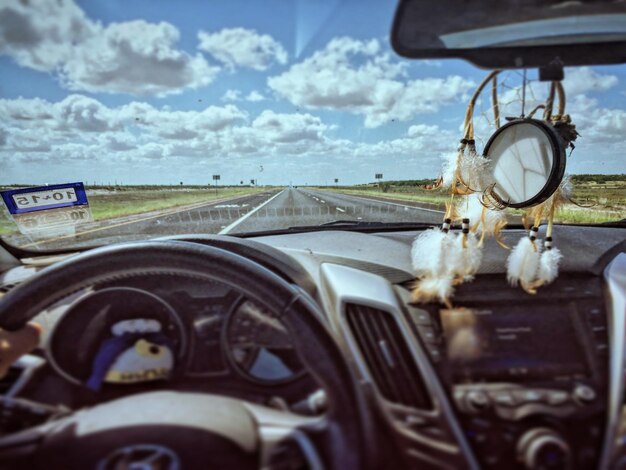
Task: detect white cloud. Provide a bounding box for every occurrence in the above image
[120,102,248,139]
[0,95,338,167]
[563,67,618,96]
[222,89,267,103]
[0,0,95,71]
[569,95,626,144]
[0,95,120,134]
[198,28,287,71]
[55,95,122,132]
[97,133,137,151]
[221,89,242,102]
[250,110,328,143]
[267,37,474,128]
[0,0,219,96]
[246,91,266,102]
[355,123,457,160]
[4,127,53,152]
[61,20,219,96]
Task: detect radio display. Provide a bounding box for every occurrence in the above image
[440,304,590,382]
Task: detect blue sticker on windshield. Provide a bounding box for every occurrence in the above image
[0,182,89,215]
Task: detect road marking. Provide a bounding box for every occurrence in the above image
[336,207,346,213]
[219,189,285,234]
[311,190,444,214]
[20,192,269,248]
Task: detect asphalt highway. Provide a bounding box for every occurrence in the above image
[10,188,445,250]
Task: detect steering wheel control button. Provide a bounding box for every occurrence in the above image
[573,384,596,404]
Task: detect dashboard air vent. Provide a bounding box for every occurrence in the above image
[346,303,433,410]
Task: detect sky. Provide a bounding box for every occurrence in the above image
[0,0,625,186]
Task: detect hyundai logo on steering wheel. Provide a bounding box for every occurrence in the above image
[98,444,180,470]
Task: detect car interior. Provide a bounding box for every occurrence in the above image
[0,0,624,469]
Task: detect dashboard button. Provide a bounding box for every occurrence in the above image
[466,390,491,411]
[491,391,516,407]
[417,325,437,343]
[427,347,441,362]
[513,390,544,403]
[410,309,432,325]
[574,384,596,404]
[546,391,569,406]
[597,344,609,355]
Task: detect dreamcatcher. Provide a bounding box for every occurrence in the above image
[411,71,579,307]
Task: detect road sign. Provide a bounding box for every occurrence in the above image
[212,175,220,181]
[375,173,383,180]
[334,178,339,183]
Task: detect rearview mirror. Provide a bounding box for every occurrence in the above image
[392,0,626,69]
[483,119,566,208]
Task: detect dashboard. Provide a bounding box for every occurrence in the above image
[0,223,624,469]
[2,273,317,416]
[46,277,305,387]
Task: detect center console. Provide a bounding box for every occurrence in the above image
[408,275,609,469]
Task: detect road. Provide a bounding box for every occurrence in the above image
[10,188,445,249]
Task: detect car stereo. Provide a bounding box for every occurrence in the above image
[405,275,609,469]
[439,302,592,383]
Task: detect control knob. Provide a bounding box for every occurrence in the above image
[517,428,571,469]
[465,390,490,412]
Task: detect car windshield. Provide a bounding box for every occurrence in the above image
[0,0,624,251]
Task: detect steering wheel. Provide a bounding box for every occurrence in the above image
[0,241,372,469]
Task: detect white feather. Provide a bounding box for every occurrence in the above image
[414,276,454,304]
[441,151,460,188]
[465,233,483,276]
[448,232,482,281]
[461,150,490,191]
[458,194,506,235]
[506,236,541,286]
[441,147,492,192]
[538,248,562,284]
[559,175,572,200]
[411,228,452,277]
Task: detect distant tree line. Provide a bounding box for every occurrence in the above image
[569,174,625,184]
[355,179,438,187]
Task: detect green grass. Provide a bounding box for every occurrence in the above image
[0,187,264,236]
[554,207,624,224]
[87,188,262,220]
